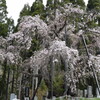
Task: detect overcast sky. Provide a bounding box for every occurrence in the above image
[6,0,88,25]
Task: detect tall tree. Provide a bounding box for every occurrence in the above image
[20,3,31,18]
[7,18,15,34]
[87,0,100,26]
[0,0,8,37]
[46,0,60,18]
[0,0,8,23]
[87,0,100,11]
[30,0,44,16]
[46,0,60,10]
[0,23,8,37]
[70,0,85,7]
[60,0,71,7]
[0,0,14,37]
[46,0,54,10]
[62,0,70,4]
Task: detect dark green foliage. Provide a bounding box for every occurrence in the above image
[60,0,85,8]
[54,0,60,9]
[0,77,6,99]
[63,0,70,3]
[87,0,100,26]
[76,0,85,7]
[98,17,100,26]
[40,80,47,90]
[31,38,40,51]
[20,37,40,60]
[36,80,48,100]
[87,0,93,10]
[46,0,60,9]
[0,0,14,37]
[87,20,98,28]
[0,18,14,37]
[0,0,8,23]
[0,23,8,37]
[46,0,53,7]
[46,0,54,18]
[7,18,15,33]
[30,0,44,17]
[87,0,100,11]
[53,72,64,96]
[20,3,31,18]
[46,0,60,18]
[0,0,8,37]
[70,0,85,8]
[60,0,69,7]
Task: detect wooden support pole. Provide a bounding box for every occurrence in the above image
[81,34,100,95]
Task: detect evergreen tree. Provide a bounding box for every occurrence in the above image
[46,0,60,10]
[76,0,85,7]
[87,0,100,11]
[87,0,100,26]
[0,0,14,37]
[46,0,60,18]
[0,0,8,37]
[7,18,15,34]
[0,0,8,23]
[54,0,60,8]
[20,3,31,18]
[62,0,70,4]
[60,0,70,7]
[46,0,54,10]
[0,23,8,37]
[30,0,44,16]
[70,0,85,8]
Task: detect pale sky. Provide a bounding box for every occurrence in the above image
[6,0,88,25]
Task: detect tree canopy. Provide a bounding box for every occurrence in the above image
[87,0,100,11]
[70,0,85,7]
[0,0,14,37]
[20,3,31,18]
[30,0,44,16]
[0,0,8,22]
